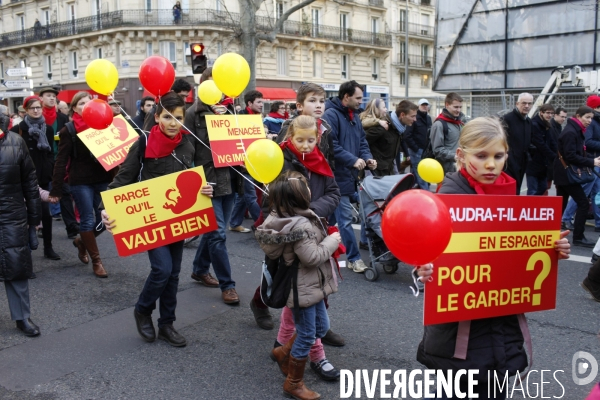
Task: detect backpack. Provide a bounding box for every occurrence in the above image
[422,119,448,160]
[260,254,300,309]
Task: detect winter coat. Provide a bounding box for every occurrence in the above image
[526,115,557,178]
[404,110,432,152]
[501,108,532,183]
[0,131,41,281]
[276,116,335,171]
[131,110,147,136]
[430,110,464,174]
[184,101,240,197]
[550,119,563,143]
[11,121,55,187]
[553,118,595,187]
[584,113,600,158]
[417,171,528,381]
[263,116,285,134]
[322,97,373,196]
[0,113,9,134]
[50,123,114,197]
[362,117,401,176]
[255,208,339,309]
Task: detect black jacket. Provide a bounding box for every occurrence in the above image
[404,110,431,152]
[0,132,41,281]
[11,121,55,187]
[501,108,532,181]
[584,113,600,157]
[553,118,595,187]
[364,121,401,176]
[183,101,240,197]
[526,115,557,178]
[417,172,528,381]
[0,113,9,134]
[131,110,147,136]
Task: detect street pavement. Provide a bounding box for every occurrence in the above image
[0,214,598,399]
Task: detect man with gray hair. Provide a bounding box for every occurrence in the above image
[501,92,533,194]
[0,105,9,133]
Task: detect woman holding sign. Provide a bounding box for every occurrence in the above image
[101,92,213,347]
[416,117,571,399]
[50,91,115,278]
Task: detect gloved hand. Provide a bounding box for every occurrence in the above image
[29,225,39,250]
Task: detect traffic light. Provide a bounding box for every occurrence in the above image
[191,43,207,75]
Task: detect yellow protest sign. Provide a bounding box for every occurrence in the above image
[205,114,266,167]
[101,166,217,256]
[77,115,139,171]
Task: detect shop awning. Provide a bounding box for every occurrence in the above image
[256,87,297,101]
[56,90,107,103]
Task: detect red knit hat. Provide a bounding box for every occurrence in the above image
[586,95,600,110]
[23,95,43,109]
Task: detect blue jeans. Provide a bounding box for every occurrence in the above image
[408,148,430,190]
[562,175,600,226]
[526,174,547,195]
[70,183,108,232]
[192,193,236,291]
[334,195,360,262]
[290,300,330,359]
[229,174,261,227]
[136,241,183,327]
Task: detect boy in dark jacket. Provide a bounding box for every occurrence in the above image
[525,104,557,195]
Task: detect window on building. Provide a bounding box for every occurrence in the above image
[0,62,4,81]
[399,9,407,32]
[216,0,221,12]
[371,18,378,34]
[42,9,50,25]
[70,51,78,78]
[19,59,27,68]
[340,13,348,41]
[217,42,223,56]
[341,54,349,79]
[421,44,430,66]
[45,55,52,79]
[96,47,103,59]
[276,1,284,19]
[372,58,379,81]
[67,4,76,34]
[312,8,320,36]
[313,51,322,78]
[276,47,287,76]
[146,0,152,12]
[399,41,406,63]
[183,41,189,64]
[421,74,430,87]
[160,41,176,63]
[400,71,406,85]
[147,42,153,57]
[18,15,25,30]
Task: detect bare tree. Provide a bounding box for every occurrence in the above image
[236,0,317,93]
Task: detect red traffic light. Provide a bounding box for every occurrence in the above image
[191,43,204,55]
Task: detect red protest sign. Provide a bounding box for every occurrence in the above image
[423,195,562,326]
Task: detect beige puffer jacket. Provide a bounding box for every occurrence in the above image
[255,208,339,309]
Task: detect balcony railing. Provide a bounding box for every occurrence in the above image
[393,53,433,68]
[409,0,434,6]
[395,21,434,38]
[0,9,392,48]
[368,0,384,7]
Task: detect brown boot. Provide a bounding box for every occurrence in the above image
[271,333,296,376]
[72,236,89,264]
[283,355,320,400]
[80,231,107,278]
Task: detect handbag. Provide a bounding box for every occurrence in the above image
[558,151,595,185]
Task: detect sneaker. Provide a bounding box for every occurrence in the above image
[310,358,340,381]
[582,278,600,302]
[348,259,368,273]
[228,225,251,233]
[359,241,369,250]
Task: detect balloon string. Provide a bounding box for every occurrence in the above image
[155,96,269,196]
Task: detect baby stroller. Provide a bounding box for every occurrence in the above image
[358,174,415,282]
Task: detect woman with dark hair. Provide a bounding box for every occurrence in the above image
[263,101,287,136]
[49,91,115,278]
[0,123,42,336]
[11,95,60,260]
[102,92,213,346]
[554,105,600,247]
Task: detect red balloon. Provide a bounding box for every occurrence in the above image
[381,190,453,266]
[82,99,113,130]
[139,56,175,97]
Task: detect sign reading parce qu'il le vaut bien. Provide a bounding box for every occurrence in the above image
[101,166,217,256]
[205,115,266,167]
[423,195,562,326]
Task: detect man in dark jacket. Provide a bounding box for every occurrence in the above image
[131,96,154,135]
[403,99,429,189]
[322,80,376,273]
[525,104,557,195]
[501,93,533,194]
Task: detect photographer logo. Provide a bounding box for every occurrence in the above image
[572,351,598,386]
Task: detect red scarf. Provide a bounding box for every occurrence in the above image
[43,105,57,126]
[267,112,286,119]
[72,112,89,133]
[145,124,185,158]
[348,109,354,121]
[436,113,464,126]
[459,168,516,195]
[245,106,258,115]
[281,140,333,178]
[570,117,587,134]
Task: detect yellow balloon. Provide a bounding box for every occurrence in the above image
[417,158,445,184]
[212,53,250,98]
[244,139,284,184]
[198,80,222,105]
[85,59,119,96]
